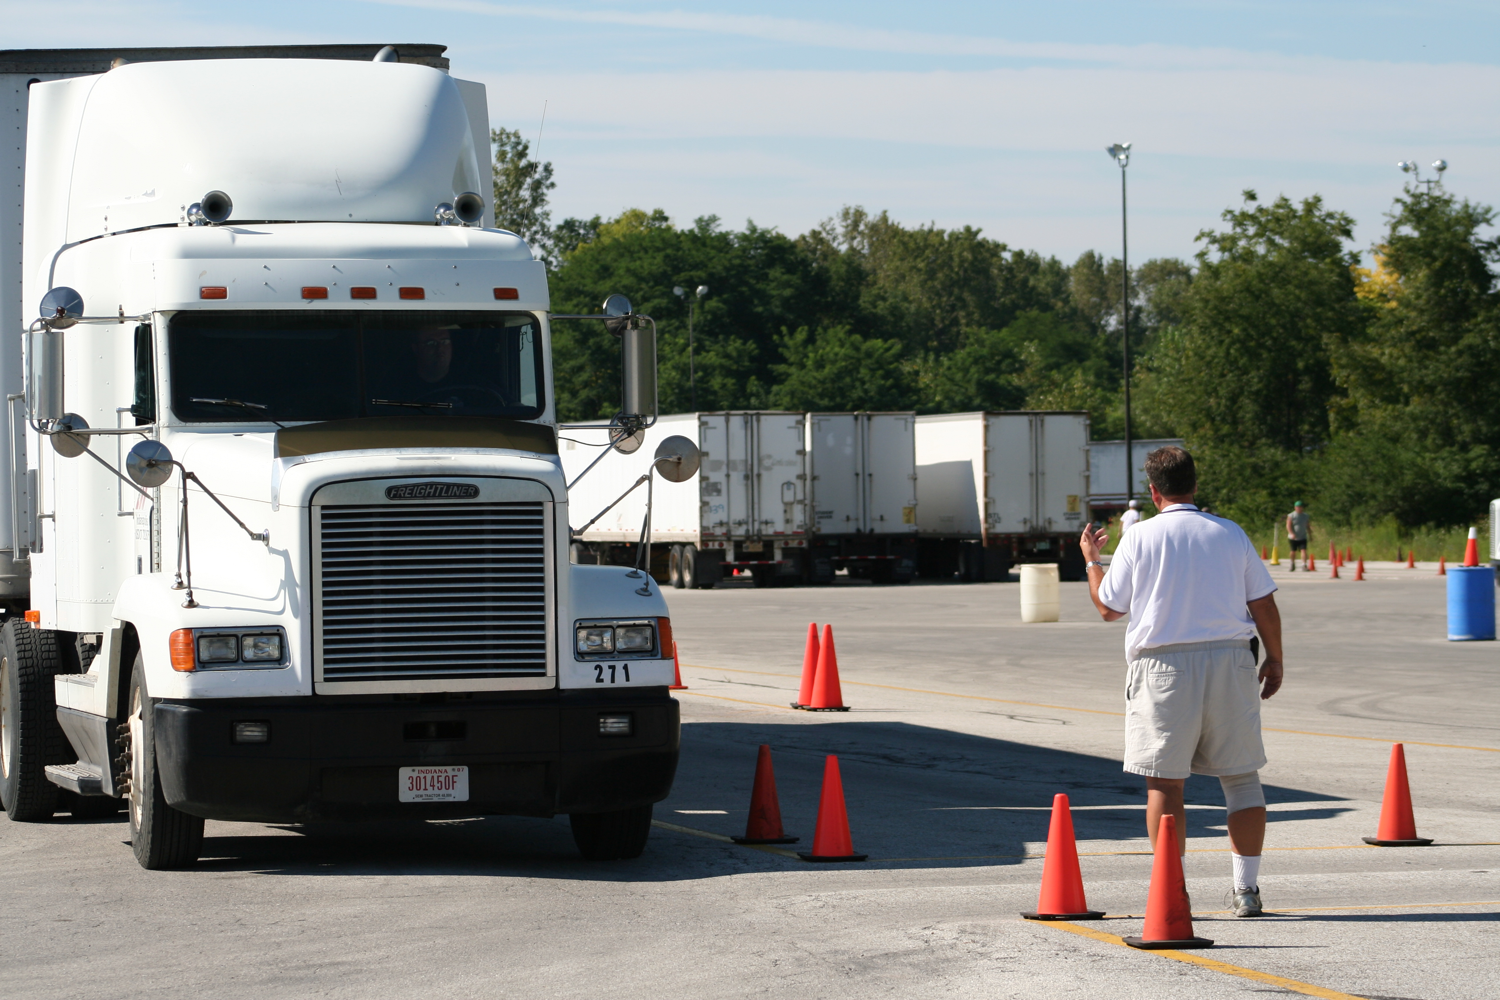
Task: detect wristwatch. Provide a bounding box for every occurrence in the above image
[1085,560,1104,571]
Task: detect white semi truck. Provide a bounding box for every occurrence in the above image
[914,411,1091,581]
[0,45,691,869]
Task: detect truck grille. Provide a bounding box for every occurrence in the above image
[316,502,549,682]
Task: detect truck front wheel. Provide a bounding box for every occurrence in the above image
[126,661,203,869]
[0,619,65,822]
[569,803,653,860]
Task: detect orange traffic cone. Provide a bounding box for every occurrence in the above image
[1308,554,1316,573]
[1261,545,1269,560]
[1021,794,1105,920]
[1346,545,1354,563]
[1355,558,1365,581]
[1438,555,1446,576]
[1362,744,1433,847]
[1329,542,1338,566]
[1464,527,1480,567]
[804,624,849,711]
[798,755,867,862]
[1407,550,1416,569]
[1123,814,1213,949]
[791,623,819,708]
[669,641,687,690]
[1330,559,1340,579]
[732,745,799,845]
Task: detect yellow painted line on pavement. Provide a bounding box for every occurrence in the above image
[1039,920,1367,1000]
[679,662,1500,752]
[675,689,800,713]
[1199,899,1500,916]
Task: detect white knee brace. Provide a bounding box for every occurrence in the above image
[1219,771,1265,815]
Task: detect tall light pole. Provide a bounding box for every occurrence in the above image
[1397,158,1448,193]
[1106,142,1133,506]
[672,284,709,410]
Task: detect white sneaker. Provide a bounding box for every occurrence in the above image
[1231,888,1263,917]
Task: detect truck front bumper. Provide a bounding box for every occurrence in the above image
[151,689,679,823]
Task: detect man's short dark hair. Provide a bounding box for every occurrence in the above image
[1145,446,1196,497]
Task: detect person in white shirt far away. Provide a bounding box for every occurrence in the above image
[1119,499,1142,534]
[1078,446,1285,918]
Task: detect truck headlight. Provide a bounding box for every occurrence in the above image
[576,626,615,654]
[197,633,240,663]
[242,633,283,662]
[615,625,654,652]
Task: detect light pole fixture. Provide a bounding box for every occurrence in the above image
[672,284,709,410]
[1105,141,1134,506]
[1397,159,1448,194]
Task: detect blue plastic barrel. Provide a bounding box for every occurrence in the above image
[1447,565,1496,640]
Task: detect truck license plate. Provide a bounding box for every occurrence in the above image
[398,765,469,802]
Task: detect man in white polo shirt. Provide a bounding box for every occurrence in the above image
[1079,445,1284,917]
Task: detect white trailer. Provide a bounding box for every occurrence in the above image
[914,411,1091,580]
[1087,437,1184,512]
[0,45,685,868]
[803,412,918,583]
[562,411,808,588]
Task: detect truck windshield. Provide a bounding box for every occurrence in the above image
[168,310,543,423]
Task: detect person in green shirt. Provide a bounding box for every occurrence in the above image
[1285,501,1311,571]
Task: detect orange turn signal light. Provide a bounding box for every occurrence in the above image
[200,287,227,300]
[170,629,196,672]
[657,617,673,658]
[351,286,377,300]
[301,286,328,299]
[398,287,425,300]
[24,610,39,624]
[493,287,519,300]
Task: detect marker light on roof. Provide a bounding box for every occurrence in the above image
[200,287,227,299]
[301,286,328,299]
[493,287,519,300]
[399,287,425,300]
[351,287,376,299]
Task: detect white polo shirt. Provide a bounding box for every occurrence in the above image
[1098,503,1277,662]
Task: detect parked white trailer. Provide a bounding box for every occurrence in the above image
[914,411,1091,580]
[1088,437,1184,511]
[0,45,684,868]
[562,411,808,588]
[803,412,918,583]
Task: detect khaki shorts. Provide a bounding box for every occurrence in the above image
[1123,639,1266,780]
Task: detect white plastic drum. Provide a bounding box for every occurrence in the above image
[1019,563,1061,623]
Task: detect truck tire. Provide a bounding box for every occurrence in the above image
[126,660,203,869]
[569,803,653,860]
[0,620,65,821]
[668,545,685,589]
[682,545,719,590]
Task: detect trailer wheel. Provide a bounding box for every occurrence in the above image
[126,661,203,870]
[569,803,653,860]
[0,620,66,821]
[682,545,718,589]
[668,545,685,589]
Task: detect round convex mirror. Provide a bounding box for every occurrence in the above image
[39,286,84,328]
[652,435,701,483]
[125,440,175,488]
[611,427,645,455]
[49,413,89,458]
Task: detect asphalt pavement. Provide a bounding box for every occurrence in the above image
[4,559,1497,999]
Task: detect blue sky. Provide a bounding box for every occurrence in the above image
[6,1,1497,263]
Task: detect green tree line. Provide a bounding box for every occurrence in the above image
[492,129,1500,533]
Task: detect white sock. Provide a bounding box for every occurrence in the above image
[1232,852,1260,892]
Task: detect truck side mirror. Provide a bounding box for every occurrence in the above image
[602,294,656,422]
[29,286,81,423]
[126,440,175,488]
[653,435,700,483]
[620,321,656,422]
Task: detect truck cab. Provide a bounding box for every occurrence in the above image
[0,47,681,868]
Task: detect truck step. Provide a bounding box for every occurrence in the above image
[44,762,106,796]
